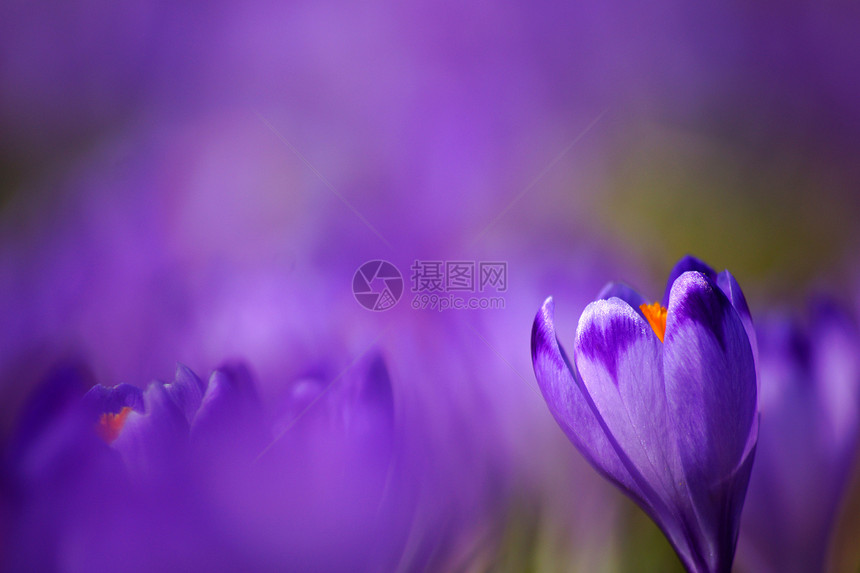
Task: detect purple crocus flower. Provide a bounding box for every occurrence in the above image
[84,363,205,479]
[1,348,415,572]
[737,299,860,573]
[531,255,759,573]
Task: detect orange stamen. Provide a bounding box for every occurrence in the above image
[640,301,668,342]
[96,406,133,444]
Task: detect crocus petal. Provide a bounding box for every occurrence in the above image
[190,362,268,455]
[83,383,144,416]
[717,270,758,371]
[4,364,129,571]
[809,299,860,451]
[573,297,679,501]
[739,303,860,573]
[573,296,707,567]
[740,316,827,572]
[664,271,757,571]
[9,361,94,461]
[341,352,395,439]
[531,297,648,507]
[663,255,717,307]
[112,382,189,477]
[164,363,205,424]
[7,362,106,484]
[665,271,757,476]
[717,269,760,445]
[597,281,648,319]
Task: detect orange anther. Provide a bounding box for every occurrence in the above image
[640,302,668,342]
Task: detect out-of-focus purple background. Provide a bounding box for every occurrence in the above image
[2,1,859,571]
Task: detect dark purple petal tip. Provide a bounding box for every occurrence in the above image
[663,254,718,306]
[165,364,205,424]
[575,298,647,381]
[597,282,648,318]
[667,271,734,349]
[531,297,561,370]
[717,270,751,322]
[83,383,145,416]
[191,362,267,451]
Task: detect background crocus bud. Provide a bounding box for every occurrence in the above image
[532,255,758,573]
[737,299,860,573]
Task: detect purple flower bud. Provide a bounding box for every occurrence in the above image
[532,255,759,572]
[738,299,860,573]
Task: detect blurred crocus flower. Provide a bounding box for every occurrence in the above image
[738,299,860,573]
[532,255,759,572]
[203,351,404,572]
[84,363,207,478]
[1,350,410,572]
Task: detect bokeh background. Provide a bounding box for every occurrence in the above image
[2,1,859,571]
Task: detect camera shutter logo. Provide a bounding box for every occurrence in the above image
[352,260,404,311]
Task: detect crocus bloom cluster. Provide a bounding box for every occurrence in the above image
[1,350,410,571]
[532,255,759,572]
[2,361,259,570]
[739,299,860,573]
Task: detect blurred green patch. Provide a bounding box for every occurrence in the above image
[0,123,119,223]
[488,496,578,573]
[486,494,607,573]
[830,455,860,573]
[598,123,858,301]
[614,497,686,573]
[486,491,686,573]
